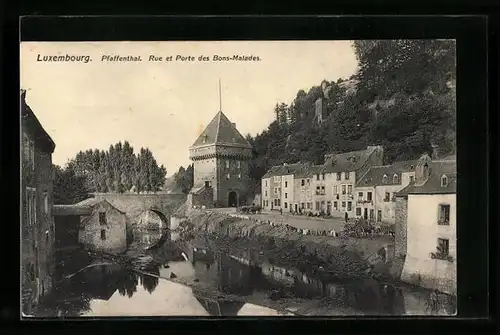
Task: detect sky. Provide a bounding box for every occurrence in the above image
[20,41,358,175]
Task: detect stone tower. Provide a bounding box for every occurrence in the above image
[189,111,253,207]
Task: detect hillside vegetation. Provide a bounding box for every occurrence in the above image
[173,40,456,196]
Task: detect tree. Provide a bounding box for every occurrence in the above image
[53,163,91,205]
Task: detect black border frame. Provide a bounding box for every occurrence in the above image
[2,14,494,334]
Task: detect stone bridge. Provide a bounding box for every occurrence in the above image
[91,192,186,227]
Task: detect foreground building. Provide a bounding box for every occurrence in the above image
[395,154,457,295]
[76,198,127,254]
[21,90,57,312]
[189,111,253,208]
[355,160,416,223]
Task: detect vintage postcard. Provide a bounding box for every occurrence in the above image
[20,40,456,317]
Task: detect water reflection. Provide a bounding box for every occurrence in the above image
[35,243,456,317]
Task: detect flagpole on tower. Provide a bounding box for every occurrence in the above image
[219,79,222,112]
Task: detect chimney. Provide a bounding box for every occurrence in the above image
[232,122,236,128]
[431,144,440,160]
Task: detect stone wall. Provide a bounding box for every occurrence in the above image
[216,157,250,207]
[185,210,395,280]
[394,196,408,258]
[78,201,127,254]
[21,134,55,312]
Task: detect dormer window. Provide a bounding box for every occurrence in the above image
[441,174,448,187]
[382,174,388,184]
[393,174,399,184]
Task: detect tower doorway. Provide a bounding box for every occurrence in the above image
[228,191,238,207]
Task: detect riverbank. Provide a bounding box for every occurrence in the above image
[178,210,401,282]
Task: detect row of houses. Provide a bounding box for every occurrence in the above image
[261,145,457,295]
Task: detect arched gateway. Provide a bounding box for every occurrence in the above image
[228,191,238,207]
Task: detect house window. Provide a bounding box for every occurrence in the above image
[205,181,210,188]
[334,185,338,194]
[284,202,288,209]
[321,186,325,194]
[265,180,267,187]
[382,174,388,184]
[334,201,338,209]
[322,173,325,180]
[441,175,448,187]
[315,202,320,210]
[285,193,288,199]
[356,208,361,216]
[384,192,390,202]
[367,192,372,201]
[341,201,346,208]
[438,204,451,225]
[377,210,382,222]
[99,212,107,225]
[316,174,320,181]
[307,179,310,184]
[43,191,48,214]
[26,187,36,226]
[23,134,35,171]
[345,172,350,180]
[347,185,352,195]
[301,179,305,186]
[358,192,363,199]
[336,172,341,181]
[393,174,399,184]
[342,185,346,195]
[285,181,288,188]
[301,203,305,209]
[225,160,230,168]
[347,201,352,211]
[101,229,106,240]
[410,176,414,183]
[437,238,449,256]
[265,191,267,197]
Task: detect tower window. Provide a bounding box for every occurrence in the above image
[100,230,106,240]
[99,212,107,225]
[441,175,448,187]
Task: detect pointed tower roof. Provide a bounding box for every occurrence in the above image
[191,111,252,149]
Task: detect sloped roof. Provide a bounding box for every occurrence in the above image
[191,111,252,149]
[356,160,417,187]
[74,198,126,214]
[397,160,457,195]
[262,162,319,178]
[21,90,56,153]
[323,147,377,173]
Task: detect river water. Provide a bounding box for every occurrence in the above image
[33,237,456,317]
